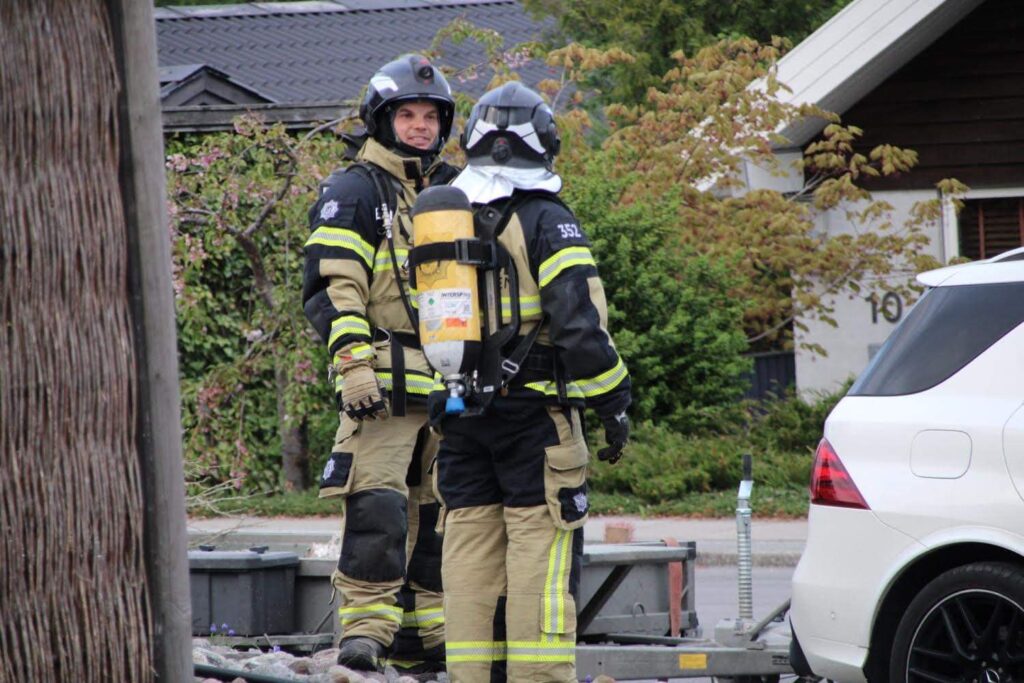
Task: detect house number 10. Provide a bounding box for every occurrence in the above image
[869,291,903,324]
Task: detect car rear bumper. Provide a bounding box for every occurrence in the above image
[790,504,921,682]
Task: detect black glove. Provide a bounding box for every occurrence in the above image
[597,412,629,464]
[427,391,447,428]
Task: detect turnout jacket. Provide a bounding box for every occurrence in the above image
[303,138,459,408]
[476,190,631,419]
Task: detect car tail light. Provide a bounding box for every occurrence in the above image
[810,438,870,509]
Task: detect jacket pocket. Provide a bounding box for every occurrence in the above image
[543,439,590,530]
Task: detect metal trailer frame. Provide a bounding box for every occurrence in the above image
[205,541,795,681]
[193,456,802,681]
[575,543,794,681]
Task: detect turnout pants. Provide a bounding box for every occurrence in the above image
[436,402,589,683]
[318,407,445,665]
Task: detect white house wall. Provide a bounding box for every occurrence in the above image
[794,189,944,396]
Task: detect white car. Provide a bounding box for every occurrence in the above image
[789,247,1024,683]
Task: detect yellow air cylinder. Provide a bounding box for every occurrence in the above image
[411,186,481,379]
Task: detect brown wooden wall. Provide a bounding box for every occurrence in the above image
[837,0,1024,190]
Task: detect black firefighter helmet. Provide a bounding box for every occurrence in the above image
[460,81,561,169]
[360,54,455,156]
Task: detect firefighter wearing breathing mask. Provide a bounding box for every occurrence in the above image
[417,81,632,683]
[301,55,459,675]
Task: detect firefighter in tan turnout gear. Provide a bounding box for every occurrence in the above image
[425,82,632,682]
[302,55,458,675]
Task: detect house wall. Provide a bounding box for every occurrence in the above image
[791,0,1024,395]
[794,190,944,395]
[841,0,1024,190]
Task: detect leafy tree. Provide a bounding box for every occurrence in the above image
[544,40,961,352]
[167,117,352,492]
[524,0,854,102]
[562,165,751,432]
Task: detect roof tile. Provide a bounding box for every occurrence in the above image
[157,1,555,105]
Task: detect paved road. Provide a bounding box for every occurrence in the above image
[694,565,794,638]
[604,565,796,683]
[188,514,807,567]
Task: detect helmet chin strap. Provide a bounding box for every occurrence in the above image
[392,139,436,161]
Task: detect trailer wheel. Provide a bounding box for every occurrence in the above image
[889,561,1024,683]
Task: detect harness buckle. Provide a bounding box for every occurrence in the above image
[454,238,497,268]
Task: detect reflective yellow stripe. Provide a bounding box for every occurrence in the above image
[544,529,573,635]
[538,247,596,288]
[335,343,373,364]
[388,659,421,668]
[446,641,507,662]
[377,371,437,395]
[328,315,371,349]
[305,227,374,267]
[338,603,402,624]
[523,381,584,399]
[401,607,445,628]
[501,295,542,319]
[573,357,628,397]
[506,639,575,662]
[373,248,409,273]
[334,370,437,396]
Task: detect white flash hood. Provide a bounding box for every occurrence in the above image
[451,163,562,205]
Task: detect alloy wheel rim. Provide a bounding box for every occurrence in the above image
[906,588,1024,683]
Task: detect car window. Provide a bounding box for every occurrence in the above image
[849,282,1024,396]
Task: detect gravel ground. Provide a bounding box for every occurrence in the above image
[192,642,619,682]
[192,641,440,683]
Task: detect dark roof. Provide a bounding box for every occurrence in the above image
[156,0,559,130]
[158,63,275,106]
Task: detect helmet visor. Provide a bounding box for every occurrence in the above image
[476,105,536,128]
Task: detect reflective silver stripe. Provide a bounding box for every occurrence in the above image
[538,247,595,288]
[373,248,409,273]
[401,607,445,628]
[506,640,575,661]
[329,315,371,349]
[376,371,438,395]
[544,529,572,634]
[335,343,373,364]
[523,381,584,399]
[573,357,628,397]
[501,295,542,318]
[446,641,507,662]
[338,603,402,624]
[305,227,374,267]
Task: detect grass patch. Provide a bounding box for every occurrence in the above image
[189,489,340,518]
[189,485,807,519]
[589,486,808,518]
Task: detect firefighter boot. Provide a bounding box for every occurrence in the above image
[337,636,387,672]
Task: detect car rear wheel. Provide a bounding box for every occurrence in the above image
[889,561,1024,682]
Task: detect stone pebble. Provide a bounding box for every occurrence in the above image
[192,640,434,683]
[192,640,618,683]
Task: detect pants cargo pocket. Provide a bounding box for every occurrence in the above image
[543,438,590,531]
[538,591,578,637]
[318,415,358,498]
